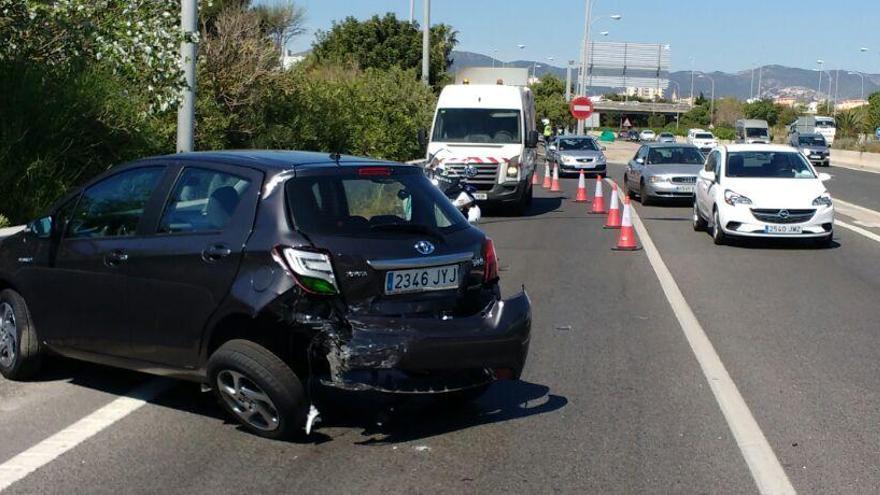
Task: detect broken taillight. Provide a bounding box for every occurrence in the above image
[272,246,339,295]
[483,238,498,283]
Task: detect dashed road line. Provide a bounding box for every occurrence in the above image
[604,178,797,495]
[0,379,169,492]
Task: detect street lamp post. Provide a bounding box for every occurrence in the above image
[421,0,430,86]
[565,60,574,101]
[816,59,824,100]
[176,0,198,153]
[576,0,621,134]
[849,71,865,100]
[698,73,715,127]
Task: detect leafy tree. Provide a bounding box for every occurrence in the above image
[311,13,457,89]
[865,91,880,132]
[647,115,667,129]
[714,97,744,127]
[694,92,708,106]
[835,109,866,139]
[743,99,781,126]
[530,75,571,129]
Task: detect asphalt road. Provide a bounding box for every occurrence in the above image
[2,158,880,494]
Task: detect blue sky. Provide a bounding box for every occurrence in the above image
[279,0,880,73]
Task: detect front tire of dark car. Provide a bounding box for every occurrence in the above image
[208,339,308,440]
[0,289,43,380]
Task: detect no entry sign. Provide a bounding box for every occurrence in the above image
[570,96,594,120]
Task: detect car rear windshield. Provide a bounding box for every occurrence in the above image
[799,136,826,146]
[725,152,815,179]
[695,133,714,139]
[646,146,704,165]
[285,167,468,236]
[557,138,598,151]
[432,108,521,144]
[746,127,768,137]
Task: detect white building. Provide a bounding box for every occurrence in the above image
[625,86,666,100]
[281,50,305,70]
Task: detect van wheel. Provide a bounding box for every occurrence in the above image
[208,339,308,440]
[0,289,43,380]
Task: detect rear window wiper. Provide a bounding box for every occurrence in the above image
[369,222,443,240]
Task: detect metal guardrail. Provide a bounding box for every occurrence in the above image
[592,101,693,114]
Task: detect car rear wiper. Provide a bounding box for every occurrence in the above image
[369,222,443,240]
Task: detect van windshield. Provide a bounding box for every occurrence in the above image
[432,108,521,144]
[799,136,826,146]
[746,128,769,137]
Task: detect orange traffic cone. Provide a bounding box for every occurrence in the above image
[590,176,606,214]
[550,164,561,192]
[612,196,641,251]
[542,162,552,189]
[574,170,588,202]
[604,183,621,229]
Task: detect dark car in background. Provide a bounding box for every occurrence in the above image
[0,151,531,439]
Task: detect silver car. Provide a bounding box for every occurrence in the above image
[623,143,705,205]
[657,132,676,143]
[789,132,830,167]
[547,135,607,177]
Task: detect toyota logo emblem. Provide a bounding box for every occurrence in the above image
[414,240,435,255]
[779,209,790,218]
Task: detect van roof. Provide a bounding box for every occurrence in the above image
[437,84,528,109]
[737,119,769,126]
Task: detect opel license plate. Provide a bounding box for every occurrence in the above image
[385,264,459,295]
[765,225,802,234]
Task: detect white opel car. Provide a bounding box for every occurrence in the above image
[693,144,834,246]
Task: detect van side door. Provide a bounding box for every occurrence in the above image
[122,162,263,368]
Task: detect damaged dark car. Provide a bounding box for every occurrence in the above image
[0,151,531,439]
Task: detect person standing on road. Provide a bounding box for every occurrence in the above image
[543,121,553,141]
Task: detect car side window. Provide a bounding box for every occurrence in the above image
[704,152,717,173]
[66,167,164,239]
[712,152,722,175]
[634,147,645,162]
[158,167,252,234]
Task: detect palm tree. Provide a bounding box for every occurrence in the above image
[835,109,865,139]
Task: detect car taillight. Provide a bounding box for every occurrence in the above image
[272,246,339,295]
[358,166,393,177]
[483,238,498,283]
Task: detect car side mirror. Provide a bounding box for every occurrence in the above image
[27,215,52,239]
[417,128,428,149]
[635,158,644,165]
[526,130,539,148]
[818,172,831,182]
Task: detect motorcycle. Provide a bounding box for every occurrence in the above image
[422,152,482,223]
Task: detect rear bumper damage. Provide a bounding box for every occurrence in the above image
[318,290,531,393]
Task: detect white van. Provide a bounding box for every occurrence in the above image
[426,84,538,214]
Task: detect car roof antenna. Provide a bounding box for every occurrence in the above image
[329,151,342,165]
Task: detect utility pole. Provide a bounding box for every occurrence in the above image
[750,66,755,99]
[756,65,763,99]
[176,0,198,153]
[421,0,430,86]
[565,60,574,101]
[577,0,594,135]
[409,0,414,23]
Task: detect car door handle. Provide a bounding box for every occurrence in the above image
[105,249,129,267]
[202,244,232,262]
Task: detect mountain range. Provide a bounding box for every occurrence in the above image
[450,50,880,101]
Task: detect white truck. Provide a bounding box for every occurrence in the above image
[423,81,539,215]
[790,116,836,146]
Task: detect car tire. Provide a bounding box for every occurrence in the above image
[208,339,308,440]
[692,200,707,231]
[639,181,653,206]
[712,208,727,245]
[624,175,635,199]
[0,289,43,380]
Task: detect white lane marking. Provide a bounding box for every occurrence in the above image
[835,219,880,244]
[0,379,169,491]
[605,178,797,495]
[833,198,880,219]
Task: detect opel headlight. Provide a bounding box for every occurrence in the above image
[724,189,753,206]
[812,194,833,207]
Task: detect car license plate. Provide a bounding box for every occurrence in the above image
[385,264,459,295]
[765,225,802,234]
[675,185,694,193]
[811,155,822,159]
[473,193,488,200]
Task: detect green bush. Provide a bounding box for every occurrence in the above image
[0,62,170,223]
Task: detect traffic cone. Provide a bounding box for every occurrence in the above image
[550,164,561,192]
[542,162,552,189]
[604,183,621,229]
[590,176,606,214]
[574,170,588,202]
[612,196,641,251]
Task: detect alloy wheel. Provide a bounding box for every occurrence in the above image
[0,302,17,368]
[216,369,280,432]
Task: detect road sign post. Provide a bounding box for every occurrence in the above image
[570,96,594,134]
